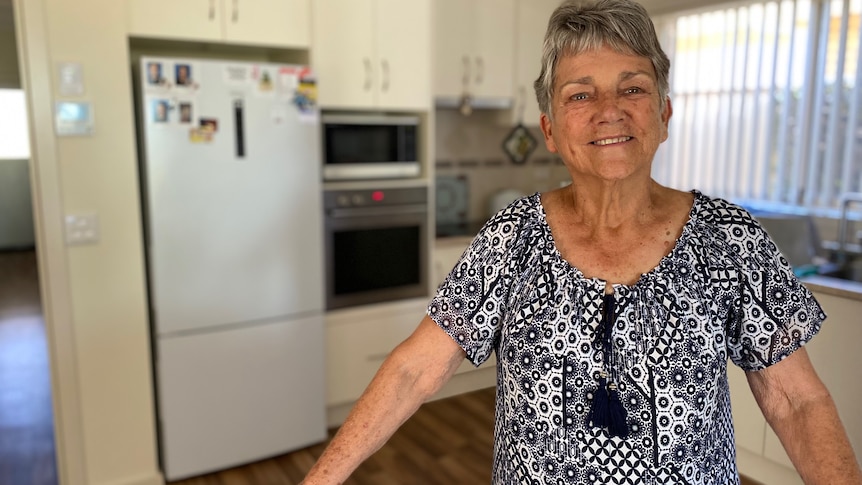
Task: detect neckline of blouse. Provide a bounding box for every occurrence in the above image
[533,189,704,295]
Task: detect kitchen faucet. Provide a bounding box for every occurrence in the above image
[836,192,862,267]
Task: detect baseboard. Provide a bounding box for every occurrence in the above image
[103,471,164,485]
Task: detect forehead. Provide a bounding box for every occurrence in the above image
[554,47,656,85]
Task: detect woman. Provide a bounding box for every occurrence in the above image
[303,1,861,483]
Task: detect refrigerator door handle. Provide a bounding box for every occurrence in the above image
[234,99,245,158]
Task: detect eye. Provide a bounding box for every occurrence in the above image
[570,92,589,101]
[624,87,644,94]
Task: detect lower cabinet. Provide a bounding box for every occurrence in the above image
[326,296,496,409]
[433,237,472,289]
[326,298,429,406]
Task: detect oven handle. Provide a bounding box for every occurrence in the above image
[326,204,428,219]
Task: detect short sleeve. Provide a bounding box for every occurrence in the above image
[427,210,528,366]
[725,218,826,371]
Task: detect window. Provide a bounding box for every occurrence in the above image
[653,0,862,216]
[0,89,30,159]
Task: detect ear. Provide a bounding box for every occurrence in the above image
[540,112,558,153]
[660,96,673,142]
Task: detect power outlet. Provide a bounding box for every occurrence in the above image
[64,213,99,246]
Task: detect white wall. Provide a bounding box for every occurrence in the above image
[14,0,161,484]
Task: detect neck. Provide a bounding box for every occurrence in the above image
[565,178,662,229]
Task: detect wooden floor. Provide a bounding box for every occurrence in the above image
[0,249,57,485]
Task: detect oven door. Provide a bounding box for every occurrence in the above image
[324,204,429,310]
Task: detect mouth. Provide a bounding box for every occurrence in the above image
[592,136,632,146]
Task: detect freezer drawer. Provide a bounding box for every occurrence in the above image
[156,314,326,480]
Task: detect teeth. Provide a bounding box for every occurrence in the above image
[594,137,631,146]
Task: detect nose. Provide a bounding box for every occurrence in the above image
[594,93,624,124]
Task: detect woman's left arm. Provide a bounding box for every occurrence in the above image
[746,347,862,484]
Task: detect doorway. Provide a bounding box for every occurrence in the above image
[0,0,58,483]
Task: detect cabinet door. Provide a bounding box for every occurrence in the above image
[312,0,376,109]
[375,0,431,110]
[326,299,428,405]
[514,0,558,126]
[128,0,222,42]
[473,0,516,99]
[433,0,476,99]
[223,0,310,48]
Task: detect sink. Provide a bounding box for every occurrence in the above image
[817,261,862,283]
[751,212,823,268]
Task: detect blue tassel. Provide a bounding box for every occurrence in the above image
[588,376,610,428]
[607,386,629,438]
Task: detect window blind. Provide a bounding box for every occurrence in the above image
[653,0,862,216]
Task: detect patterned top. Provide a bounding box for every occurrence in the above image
[427,191,824,485]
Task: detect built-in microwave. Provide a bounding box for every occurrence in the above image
[322,114,420,181]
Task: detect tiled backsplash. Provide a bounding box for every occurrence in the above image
[435,109,570,224]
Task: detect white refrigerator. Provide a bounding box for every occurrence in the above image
[137,56,326,480]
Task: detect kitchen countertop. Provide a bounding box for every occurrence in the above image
[436,221,487,239]
[802,275,862,301]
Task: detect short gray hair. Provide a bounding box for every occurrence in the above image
[534,0,670,117]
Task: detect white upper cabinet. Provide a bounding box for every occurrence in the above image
[223,0,310,47]
[434,0,516,102]
[128,0,310,48]
[312,0,431,111]
[513,0,560,126]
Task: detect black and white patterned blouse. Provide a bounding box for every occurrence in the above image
[427,191,824,485]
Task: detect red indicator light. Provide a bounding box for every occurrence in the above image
[372,191,385,202]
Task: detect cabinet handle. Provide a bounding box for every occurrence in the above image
[475,56,484,85]
[381,59,390,92]
[462,56,471,88]
[232,0,239,22]
[363,58,372,91]
[208,0,215,20]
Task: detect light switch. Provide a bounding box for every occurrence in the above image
[64,213,99,246]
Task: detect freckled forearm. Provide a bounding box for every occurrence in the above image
[766,395,862,485]
[302,344,458,484]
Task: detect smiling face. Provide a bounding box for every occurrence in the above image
[540,45,672,184]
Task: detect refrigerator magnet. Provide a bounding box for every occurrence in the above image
[224,64,251,86]
[178,102,193,124]
[189,127,213,143]
[199,118,218,132]
[293,77,318,123]
[146,61,165,86]
[175,64,192,86]
[152,99,170,123]
[254,67,276,98]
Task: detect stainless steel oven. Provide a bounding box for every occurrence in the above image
[324,187,429,310]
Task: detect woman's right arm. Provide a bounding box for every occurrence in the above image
[301,315,467,484]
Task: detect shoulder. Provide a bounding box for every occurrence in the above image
[689,191,785,268]
[692,191,762,228]
[459,193,545,269]
[477,193,543,242]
